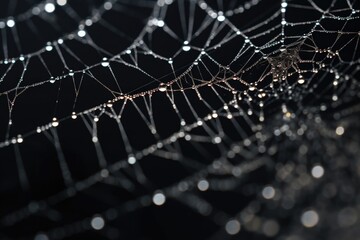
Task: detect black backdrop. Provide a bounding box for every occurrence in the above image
[0,0,360,240]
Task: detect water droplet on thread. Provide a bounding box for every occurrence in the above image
[101,58,109,67]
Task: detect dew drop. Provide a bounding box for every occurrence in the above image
[217,14,225,22]
[197,179,209,191]
[298,75,305,84]
[17,135,24,143]
[159,83,167,92]
[311,165,324,178]
[52,118,59,127]
[45,43,53,51]
[91,215,105,230]
[77,29,86,38]
[153,192,166,206]
[182,45,191,51]
[6,19,15,28]
[101,58,109,67]
[44,3,56,13]
[57,0,67,6]
[262,185,275,199]
[301,210,319,228]
[225,219,241,235]
[128,155,136,164]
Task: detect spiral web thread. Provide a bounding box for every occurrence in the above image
[0,0,360,239]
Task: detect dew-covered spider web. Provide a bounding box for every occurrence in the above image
[0,0,360,239]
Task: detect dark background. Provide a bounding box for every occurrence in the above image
[0,0,359,240]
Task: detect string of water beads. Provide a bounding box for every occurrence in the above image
[0,0,359,239]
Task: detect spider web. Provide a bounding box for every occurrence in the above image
[0,0,360,239]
